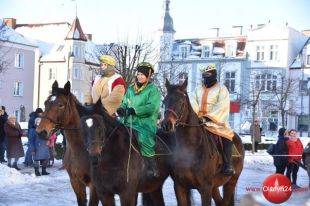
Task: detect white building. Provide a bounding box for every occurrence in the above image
[157,0,310,135]
[4,17,100,112]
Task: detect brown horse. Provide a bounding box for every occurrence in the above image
[36,81,115,206]
[80,99,173,206]
[161,79,244,206]
[303,143,310,188]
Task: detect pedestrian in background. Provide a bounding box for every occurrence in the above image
[24,108,43,167]
[29,117,50,176]
[47,131,57,167]
[273,128,288,174]
[4,115,24,170]
[0,105,8,163]
[250,119,261,152]
[286,129,303,188]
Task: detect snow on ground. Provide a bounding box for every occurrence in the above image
[0,136,309,206]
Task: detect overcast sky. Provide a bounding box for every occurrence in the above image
[0,0,310,43]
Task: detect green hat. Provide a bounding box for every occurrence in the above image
[137,62,154,77]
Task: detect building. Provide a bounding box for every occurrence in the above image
[157,0,310,135]
[0,19,38,121]
[2,17,100,119]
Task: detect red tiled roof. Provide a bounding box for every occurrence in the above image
[65,17,87,41]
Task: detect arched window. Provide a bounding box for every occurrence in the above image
[255,74,277,91]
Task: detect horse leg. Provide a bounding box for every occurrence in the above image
[199,185,212,206]
[88,185,99,206]
[120,192,137,206]
[148,187,165,206]
[100,193,115,206]
[174,183,191,206]
[212,187,222,206]
[70,178,87,206]
[222,177,239,206]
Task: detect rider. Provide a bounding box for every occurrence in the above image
[90,55,126,116]
[117,62,161,178]
[190,64,235,176]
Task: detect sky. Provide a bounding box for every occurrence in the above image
[0,136,309,206]
[0,0,310,44]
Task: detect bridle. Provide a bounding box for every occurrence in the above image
[164,91,205,127]
[40,93,80,134]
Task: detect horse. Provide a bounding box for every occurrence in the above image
[36,81,115,206]
[161,79,245,206]
[80,99,174,206]
[302,142,310,188]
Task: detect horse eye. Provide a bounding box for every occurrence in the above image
[58,103,65,109]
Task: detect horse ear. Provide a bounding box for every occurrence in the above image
[64,81,71,95]
[180,78,188,92]
[165,78,171,89]
[52,80,59,93]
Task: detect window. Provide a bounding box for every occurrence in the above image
[13,82,23,96]
[15,53,24,68]
[73,67,84,80]
[48,68,56,80]
[256,46,265,61]
[201,46,210,58]
[226,44,236,57]
[73,45,80,58]
[178,72,187,84]
[255,74,277,91]
[307,55,310,65]
[179,46,188,58]
[269,45,278,61]
[224,72,236,92]
[299,80,308,93]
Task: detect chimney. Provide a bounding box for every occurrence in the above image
[85,34,92,41]
[210,28,220,37]
[232,26,243,36]
[3,18,16,29]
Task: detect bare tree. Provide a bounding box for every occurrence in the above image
[268,76,299,128]
[0,21,12,74]
[242,73,264,153]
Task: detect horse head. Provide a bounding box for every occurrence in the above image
[36,80,77,139]
[161,78,191,132]
[80,100,108,165]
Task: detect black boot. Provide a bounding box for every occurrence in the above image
[34,166,41,176]
[42,167,50,175]
[144,157,160,178]
[222,138,235,176]
[7,163,11,168]
[13,162,21,170]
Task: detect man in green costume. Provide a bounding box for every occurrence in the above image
[117,62,161,178]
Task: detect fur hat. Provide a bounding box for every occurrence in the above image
[99,55,116,67]
[137,62,154,78]
[35,108,43,114]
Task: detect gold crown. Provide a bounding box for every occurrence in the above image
[200,64,216,72]
[99,55,116,67]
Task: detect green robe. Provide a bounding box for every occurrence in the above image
[119,83,161,157]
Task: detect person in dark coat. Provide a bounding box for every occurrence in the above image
[273,127,288,174]
[4,115,24,170]
[24,108,43,166]
[29,117,50,176]
[0,106,8,163]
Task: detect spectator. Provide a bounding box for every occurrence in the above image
[4,115,24,170]
[250,119,261,152]
[286,129,304,188]
[29,117,50,176]
[0,105,8,163]
[58,130,66,170]
[273,128,288,174]
[24,108,43,166]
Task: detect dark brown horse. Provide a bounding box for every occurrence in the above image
[36,81,115,206]
[80,99,173,206]
[161,79,244,206]
[303,143,310,188]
